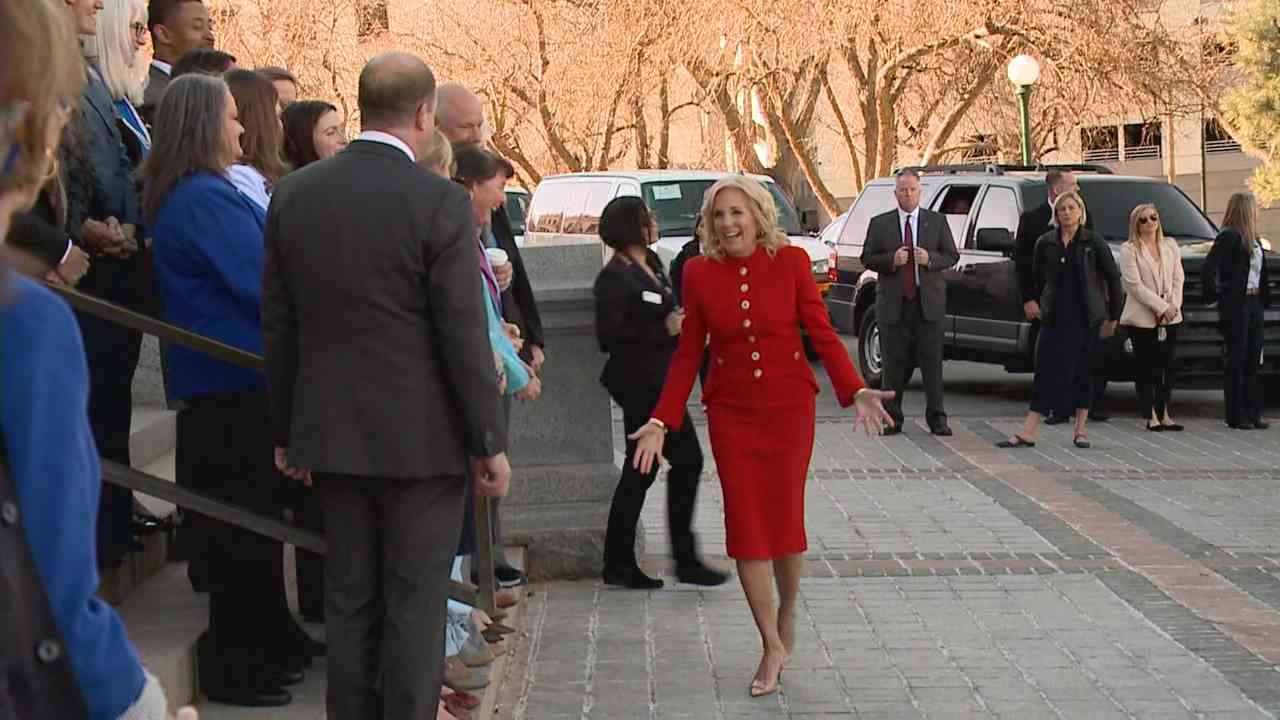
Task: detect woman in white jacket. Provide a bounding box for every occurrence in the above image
[1118,203,1184,431]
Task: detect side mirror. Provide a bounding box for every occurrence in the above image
[976,227,1015,254]
[800,209,820,234]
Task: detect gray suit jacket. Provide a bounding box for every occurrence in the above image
[263,140,507,480]
[79,67,138,226]
[138,64,169,126]
[860,207,959,324]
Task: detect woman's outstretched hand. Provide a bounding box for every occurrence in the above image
[851,388,896,436]
[627,421,666,474]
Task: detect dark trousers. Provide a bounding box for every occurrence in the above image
[295,489,326,621]
[177,393,297,688]
[1222,297,1264,424]
[604,384,703,570]
[1129,325,1179,421]
[881,300,946,427]
[317,473,466,720]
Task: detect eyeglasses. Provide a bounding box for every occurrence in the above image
[1138,215,1159,225]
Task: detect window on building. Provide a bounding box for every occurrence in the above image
[1123,121,1162,160]
[1203,118,1242,154]
[357,0,389,38]
[1081,126,1120,162]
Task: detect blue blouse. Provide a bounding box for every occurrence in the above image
[487,280,529,394]
[114,98,150,158]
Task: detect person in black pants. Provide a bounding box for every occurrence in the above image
[999,191,1123,450]
[1203,192,1270,430]
[593,196,729,589]
[1119,204,1185,431]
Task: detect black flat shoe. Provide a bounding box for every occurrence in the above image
[1073,435,1091,449]
[1146,423,1165,432]
[1161,423,1183,432]
[996,435,1035,448]
[675,561,731,586]
[203,686,293,707]
[602,565,663,589]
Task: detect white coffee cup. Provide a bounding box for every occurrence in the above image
[485,247,509,268]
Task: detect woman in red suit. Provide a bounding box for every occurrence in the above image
[631,177,893,698]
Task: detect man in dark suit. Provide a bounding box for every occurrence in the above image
[1014,170,1110,422]
[140,0,216,123]
[860,169,960,436]
[436,81,545,588]
[263,53,511,718]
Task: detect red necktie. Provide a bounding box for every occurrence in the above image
[903,217,917,300]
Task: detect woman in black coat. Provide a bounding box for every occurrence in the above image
[999,191,1123,449]
[1203,192,1270,430]
[593,196,728,589]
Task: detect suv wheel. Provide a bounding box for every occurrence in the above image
[857,307,884,389]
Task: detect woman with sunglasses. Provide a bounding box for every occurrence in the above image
[1119,203,1184,431]
[95,0,151,163]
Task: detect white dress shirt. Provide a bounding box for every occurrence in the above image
[151,59,172,76]
[1248,239,1263,291]
[898,206,922,285]
[226,164,272,212]
[356,130,416,162]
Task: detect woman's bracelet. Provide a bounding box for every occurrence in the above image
[647,417,667,432]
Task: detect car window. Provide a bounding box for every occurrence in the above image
[527,181,581,235]
[933,185,980,248]
[505,192,528,234]
[971,186,1020,249]
[641,179,803,238]
[1077,179,1218,242]
[818,214,846,246]
[838,186,896,248]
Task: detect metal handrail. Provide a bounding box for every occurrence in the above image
[44,281,499,612]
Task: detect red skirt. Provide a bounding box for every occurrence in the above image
[706,396,816,560]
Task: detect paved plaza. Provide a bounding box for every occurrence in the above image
[495,412,1280,719]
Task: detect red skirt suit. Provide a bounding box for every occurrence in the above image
[651,245,864,560]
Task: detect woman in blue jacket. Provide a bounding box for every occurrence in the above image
[140,73,317,708]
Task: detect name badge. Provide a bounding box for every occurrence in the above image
[641,290,663,305]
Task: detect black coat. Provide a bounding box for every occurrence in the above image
[490,207,545,352]
[1015,202,1053,304]
[669,236,701,305]
[0,447,90,719]
[593,249,679,395]
[1033,227,1124,329]
[1202,228,1270,313]
[860,208,960,323]
[263,140,508,477]
[6,193,68,271]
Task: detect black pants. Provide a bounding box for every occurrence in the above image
[294,488,326,621]
[1128,325,1179,421]
[604,384,703,570]
[1222,297,1264,424]
[881,300,946,427]
[177,393,299,690]
[316,473,465,720]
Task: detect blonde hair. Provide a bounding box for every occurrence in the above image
[1051,191,1088,229]
[698,176,788,261]
[419,129,453,178]
[96,0,148,106]
[1126,203,1165,246]
[1222,192,1259,250]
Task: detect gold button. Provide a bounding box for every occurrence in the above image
[751,351,761,361]
[739,267,748,276]
[740,283,749,293]
[741,300,751,310]
[753,368,763,378]
[794,351,801,360]
[748,335,756,343]
[742,319,752,328]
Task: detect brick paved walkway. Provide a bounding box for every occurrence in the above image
[495,418,1280,719]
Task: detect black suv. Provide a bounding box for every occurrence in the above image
[824,164,1280,388]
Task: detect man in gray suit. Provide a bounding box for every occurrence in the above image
[860,169,960,436]
[263,53,512,719]
[140,0,215,124]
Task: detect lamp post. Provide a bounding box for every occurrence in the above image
[1006,55,1041,165]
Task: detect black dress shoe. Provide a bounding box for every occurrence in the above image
[1252,419,1271,430]
[675,561,730,586]
[263,668,305,687]
[601,565,663,589]
[1044,413,1070,426]
[930,423,953,437]
[204,686,293,707]
[1227,420,1256,430]
[1088,411,1110,423]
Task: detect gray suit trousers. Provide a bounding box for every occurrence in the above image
[318,473,466,720]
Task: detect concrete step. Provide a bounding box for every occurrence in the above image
[130,406,176,471]
[116,562,205,714]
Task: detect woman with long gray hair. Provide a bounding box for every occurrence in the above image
[142,73,320,708]
[1203,192,1271,430]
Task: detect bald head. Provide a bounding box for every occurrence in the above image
[436,81,485,144]
[359,52,437,131]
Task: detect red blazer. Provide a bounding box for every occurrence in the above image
[652,245,864,430]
